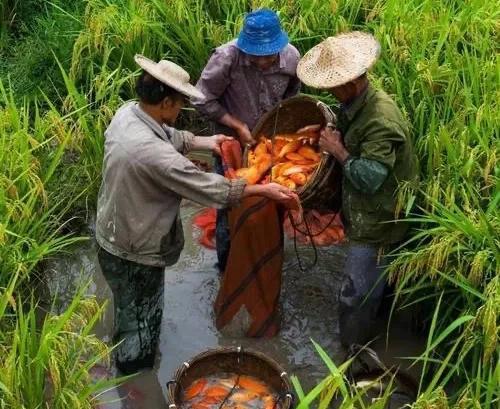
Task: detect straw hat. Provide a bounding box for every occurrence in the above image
[134,54,204,100]
[297,32,381,89]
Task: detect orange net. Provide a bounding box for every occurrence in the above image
[284,209,344,246]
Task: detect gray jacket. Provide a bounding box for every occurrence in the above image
[96,102,245,267]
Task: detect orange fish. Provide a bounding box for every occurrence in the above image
[217,377,238,389]
[247,151,257,167]
[300,163,320,174]
[290,172,307,186]
[285,152,306,162]
[278,139,302,159]
[204,386,230,398]
[184,378,208,400]
[263,396,276,409]
[238,376,272,395]
[296,124,321,134]
[297,146,320,162]
[276,162,296,176]
[292,159,315,165]
[191,403,211,409]
[282,179,297,190]
[230,389,259,403]
[282,165,309,177]
[254,140,269,157]
[236,167,260,184]
[272,138,289,159]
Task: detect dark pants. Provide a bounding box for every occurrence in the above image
[339,243,388,347]
[214,155,230,272]
[97,248,165,374]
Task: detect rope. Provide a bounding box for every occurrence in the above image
[286,207,339,274]
[218,374,240,409]
[288,211,318,273]
[269,104,281,182]
[288,211,338,238]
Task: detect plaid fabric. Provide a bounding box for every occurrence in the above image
[214,140,284,337]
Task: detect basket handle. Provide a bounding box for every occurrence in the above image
[278,390,296,408]
[166,380,178,407]
[316,101,336,124]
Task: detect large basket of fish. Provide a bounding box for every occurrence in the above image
[166,347,294,409]
[238,95,342,210]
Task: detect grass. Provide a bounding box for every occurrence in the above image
[0,0,498,407]
[0,278,121,408]
[0,50,133,407]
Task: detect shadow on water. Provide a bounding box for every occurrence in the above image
[44,202,425,409]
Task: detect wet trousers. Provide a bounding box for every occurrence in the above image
[339,243,388,347]
[214,155,230,272]
[97,247,164,373]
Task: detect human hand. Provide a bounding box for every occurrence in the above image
[261,183,295,202]
[236,123,256,147]
[210,134,233,156]
[319,127,350,164]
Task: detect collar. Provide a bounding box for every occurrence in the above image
[239,48,285,73]
[132,103,171,142]
[340,83,372,122]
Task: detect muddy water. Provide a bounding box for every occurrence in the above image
[45,202,424,409]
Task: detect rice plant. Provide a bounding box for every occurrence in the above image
[291,341,398,409]
[0,278,120,409]
[0,53,132,408]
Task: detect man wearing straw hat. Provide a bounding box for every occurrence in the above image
[297,32,418,347]
[193,8,301,273]
[96,55,294,374]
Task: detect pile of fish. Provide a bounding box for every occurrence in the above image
[236,125,322,190]
[181,374,279,409]
[284,209,344,246]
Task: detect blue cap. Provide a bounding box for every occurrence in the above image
[236,9,289,56]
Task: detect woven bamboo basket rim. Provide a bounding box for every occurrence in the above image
[246,95,335,195]
[166,346,294,409]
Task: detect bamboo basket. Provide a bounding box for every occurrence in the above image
[166,347,294,409]
[248,95,342,211]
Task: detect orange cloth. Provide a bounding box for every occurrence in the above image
[214,140,284,337]
[214,196,284,337]
[192,141,321,337]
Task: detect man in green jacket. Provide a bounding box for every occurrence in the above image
[297,32,418,347]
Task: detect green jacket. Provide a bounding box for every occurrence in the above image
[336,84,418,246]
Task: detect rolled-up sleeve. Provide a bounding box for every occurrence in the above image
[150,149,246,208]
[343,117,406,194]
[192,49,235,121]
[344,157,388,194]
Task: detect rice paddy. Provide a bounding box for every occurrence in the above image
[0,0,498,408]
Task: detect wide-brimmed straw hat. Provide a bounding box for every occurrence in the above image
[236,8,289,56]
[297,32,381,89]
[134,54,204,100]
